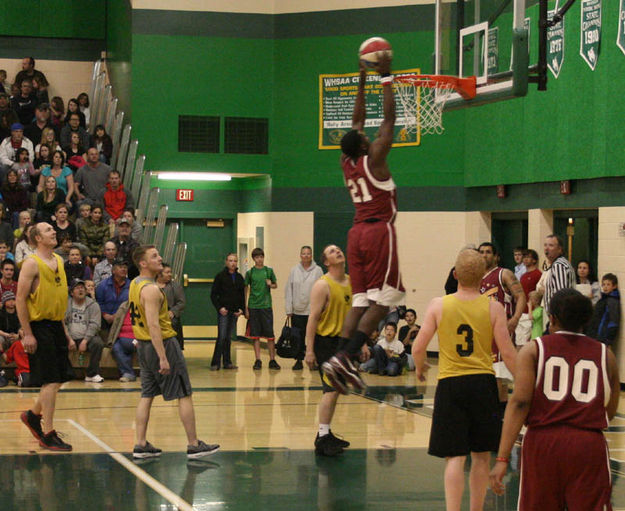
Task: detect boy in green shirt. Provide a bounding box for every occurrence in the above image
[245,248,279,370]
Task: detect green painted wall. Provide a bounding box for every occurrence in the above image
[106,0,132,120]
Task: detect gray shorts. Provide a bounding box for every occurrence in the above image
[136,337,192,401]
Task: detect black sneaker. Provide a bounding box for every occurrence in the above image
[39,430,72,452]
[253,359,262,370]
[21,410,43,441]
[268,360,281,370]
[187,440,220,459]
[315,433,343,456]
[322,352,366,394]
[133,441,162,459]
[328,431,350,449]
[292,360,303,370]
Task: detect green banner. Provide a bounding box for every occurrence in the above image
[547,9,565,78]
[487,27,499,75]
[580,0,601,70]
[617,0,625,55]
[319,69,419,149]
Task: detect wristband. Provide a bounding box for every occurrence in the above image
[380,75,393,85]
[495,456,510,464]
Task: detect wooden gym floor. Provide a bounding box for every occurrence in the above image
[1,341,625,510]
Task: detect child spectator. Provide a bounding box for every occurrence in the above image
[2,337,31,387]
[14,223,35,268]
[1,169,30,227]
[84,279,95,299]
[586,273,621,347]
[364,322,405,376]
[64,246,92,285]
[398,308,420,353]
[528,290,543,341]
[64,98,86,128]
[35,127,61,158]
[0,241,14,263]
[53,203,77,241]
[13,210,31,241]
[35,176,65,222]
[33,143,53,174]
[79,204,109,264]
[0,291,20,349]
[75,203,91,232]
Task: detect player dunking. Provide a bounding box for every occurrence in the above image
[490,288,620,510]
[17,222,72,451]
[129,245,219,459]
[323,53,405,394]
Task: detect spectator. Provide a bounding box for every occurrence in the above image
[52,203,77,242]
[64,98,86,129]
[10,80,38,125]
[0,259,17,295]
[14,57,48,89]
[576,259,600,305]
[34,127,61,157]
[0,290,20,350]
[101,170,133,223]
[245,247,279,370]
[64,279,104,383]
[24,103,54,147]
[528,291,544,340]
[156,263,186,349]
[210,253,245,370]
[2,169,29,226]
[515,249,542,346]
[108,301,136,382]
[0,92,17,140]
[0,123,34,177]
[53,232,75,263]
[75,203,91,233]
[0,203,14,248]
[284,245,323,370]
[0,70,10,95]
[33,143,52,174]
[93,241,117,287]
[31,75,48,105]
[49,96,64,130]
[96,259,130,333]
[79,204,108,263]
[36,176,65,223]
[60,112,89,150]
[113,207,142,242]
[0,241,14,263]
[74,148,111,205]
[362,322,404,376]
[90,124,112,164]
[539,234,576,320]
[1,336,32,387]
[586,273,621,346]
[37,150,74,205]
[398,308,420,355]
[84,279,95,299]
[64,245,92,285]
[77,93,90,127]
[513,247,527,280]
[13,147,37,192]
[110,217,139,278]
[13,210,31,241]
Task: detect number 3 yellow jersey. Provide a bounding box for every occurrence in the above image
[437,294,495,380]
[128,277,177,341]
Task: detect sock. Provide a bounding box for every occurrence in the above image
[345,331,370,357]
[318,424,330,437]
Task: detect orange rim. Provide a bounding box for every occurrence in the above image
[395,74,477,100]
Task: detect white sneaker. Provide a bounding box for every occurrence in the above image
[85,374,104,383]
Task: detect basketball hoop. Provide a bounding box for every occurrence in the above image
[394,74,476,135]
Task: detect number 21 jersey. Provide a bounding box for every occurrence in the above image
[341,155,397,224]
[527,333,609,430]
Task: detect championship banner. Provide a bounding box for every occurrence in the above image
[580,0,601,70]
[617,0,625,55]
[487,27,499,75]
[547,9,565,78]
[319,68,419,149]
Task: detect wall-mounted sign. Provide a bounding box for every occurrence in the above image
[176,189,194,201]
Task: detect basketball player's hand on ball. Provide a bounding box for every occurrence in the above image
[159,356,170,375]
[304,350,316,369]
[22,333,37,354]
[489,461,508,496]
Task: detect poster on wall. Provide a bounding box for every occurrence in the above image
[547,9,565,77]
[580,0,601,70]
[617,0,625,55]
[319,68,420,150]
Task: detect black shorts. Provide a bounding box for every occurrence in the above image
[314,334,347,393]
[247,308,275,340]
[429,373,501,458]
[28,320,73,386]
[136,337,192,401]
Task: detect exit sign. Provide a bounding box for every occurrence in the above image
[176,189,194,201]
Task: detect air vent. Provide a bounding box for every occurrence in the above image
[225,117,268,154]
[178,115,220,153]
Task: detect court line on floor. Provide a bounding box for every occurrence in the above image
[66,419,194,511]
[0,385,326,394]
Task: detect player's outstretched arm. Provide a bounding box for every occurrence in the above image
[304,279,329,369]
[411,297,441,381]
[489,342,537,495]
[606,348,621,420]
[491,300,516,375]
[351,61,367,132]
[368,53,395,181]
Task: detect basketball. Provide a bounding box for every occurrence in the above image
[359,37,393,68]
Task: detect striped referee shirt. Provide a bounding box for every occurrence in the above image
[544,256,576,314]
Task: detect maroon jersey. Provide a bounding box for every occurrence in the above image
[341,155,397,224]
[520,268,541,313]
[527,332,609,430]
[480,267,513,318]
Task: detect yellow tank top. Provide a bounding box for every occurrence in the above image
[26,253,67,321]
[316,274,352,337]
[437,294,495,379]
[128,277,177,341]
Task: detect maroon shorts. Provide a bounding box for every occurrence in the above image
[520,425,612,511]
[347,220,404,307]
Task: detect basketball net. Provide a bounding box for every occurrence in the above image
[394,75,477,135]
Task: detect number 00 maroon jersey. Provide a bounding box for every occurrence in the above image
[341,155,397,224]
[527,332,609,431]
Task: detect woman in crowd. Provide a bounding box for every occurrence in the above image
[33,143,53,174]
[38,150,74,206]
[14,223,35,268]
[53,203,77,242]
[31,75,49,104]
[78,93,90,127]
[79,204,109,265]
[36,176,65,223]
[49,96,64,129]
[64,98,86,128]
[90,124,113,164]
[35,127,62,157]
[64,132,86,172]
[576,259,601,305]
[1,170,29,228]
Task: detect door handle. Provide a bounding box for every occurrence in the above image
[183,274,214,287]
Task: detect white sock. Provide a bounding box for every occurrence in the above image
[318,424,330,436]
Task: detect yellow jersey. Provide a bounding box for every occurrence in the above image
[128,277,177,341]
[316,274,352,337]
[437,294,495,379]
[26,253,67,321]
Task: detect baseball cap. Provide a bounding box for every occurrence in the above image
[112,258,128,267]
[117,217,131,225]
[70,278,86,290]
[1,291,15,304]
[10,123,23,131]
